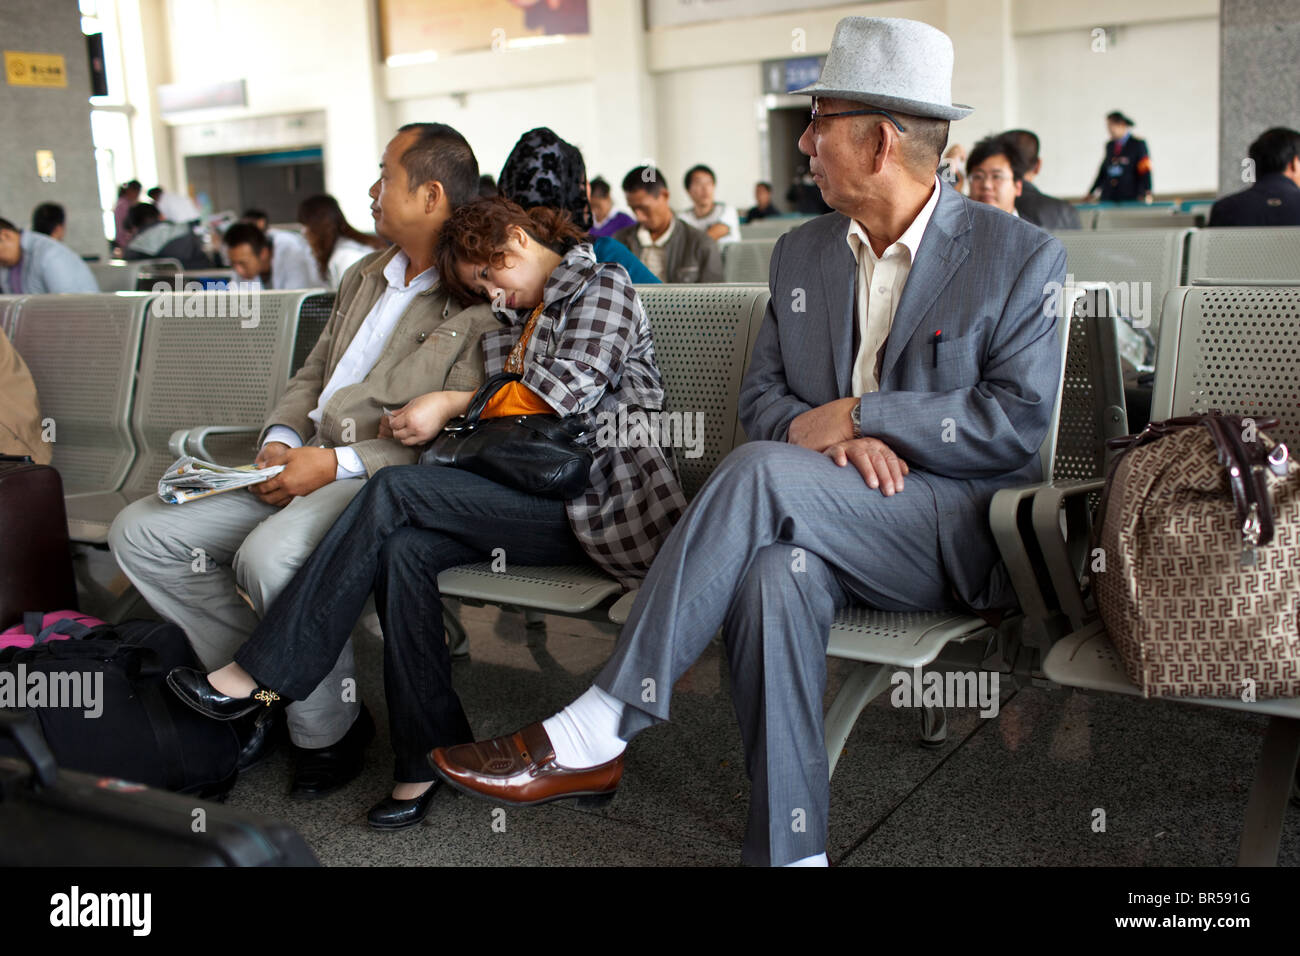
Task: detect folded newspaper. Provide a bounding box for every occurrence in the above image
[158,456,285,504]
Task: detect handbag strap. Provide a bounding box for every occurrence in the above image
[455,372,524,429]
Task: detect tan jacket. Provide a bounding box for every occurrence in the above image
[0,332,51,465]
[264,245,500,475]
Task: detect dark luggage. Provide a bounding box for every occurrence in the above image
[0,455,77,631]
[0,619,241,798]
[0,710,318,866]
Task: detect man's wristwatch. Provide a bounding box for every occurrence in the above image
[849,400,862,438]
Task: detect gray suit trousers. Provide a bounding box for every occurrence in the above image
[595,441,959,865]
[108,479,365,748]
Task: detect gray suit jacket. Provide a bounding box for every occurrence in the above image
[739,181,1066,609]
[613,218,723,283]
[1015,181,1082,231]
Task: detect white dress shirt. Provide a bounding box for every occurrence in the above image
[845,176,942,396]
[267,229,325,290]
[679,201,742,244]
[635,218,677,281]
[263,250,438,478]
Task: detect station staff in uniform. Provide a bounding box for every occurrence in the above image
[1088,111,1152,203]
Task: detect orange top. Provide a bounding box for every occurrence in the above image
[481,381,553,418]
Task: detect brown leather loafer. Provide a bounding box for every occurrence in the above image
[429,722,622,808]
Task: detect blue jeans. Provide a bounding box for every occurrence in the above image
[233,465,589,781]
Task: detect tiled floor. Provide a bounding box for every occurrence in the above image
[222,603,1300,867]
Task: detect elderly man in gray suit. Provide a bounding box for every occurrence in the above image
[432,17,1066,867]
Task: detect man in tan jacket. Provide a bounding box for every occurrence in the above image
[109,124,500,796]
[0,331,50,464]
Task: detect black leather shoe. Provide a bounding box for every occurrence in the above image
[235,709,281,772]
[289,704,376,800]
[166,666,285,721]
[367,781,440,830]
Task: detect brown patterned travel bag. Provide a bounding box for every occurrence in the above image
[1093,412,1300,699]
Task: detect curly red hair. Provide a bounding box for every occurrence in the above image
[436,196,587,305]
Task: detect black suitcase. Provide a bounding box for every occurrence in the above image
[0,710,318,866]
[0,454,77,631]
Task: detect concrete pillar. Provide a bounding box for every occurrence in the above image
[587,0,656,188]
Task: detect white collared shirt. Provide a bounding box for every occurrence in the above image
[263,249,438,478]
[635,217,676,281]
[845,176,942,395]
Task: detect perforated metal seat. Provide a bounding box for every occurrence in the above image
[9,294,149,538]
[1186,226,1300,283]
[1053,228,1190,338]
[1092,209,1199,230]
[1039,284,1300,864]
[89,259,182,293]
[721,239,778,283]
[737,217,815,240]
[291,292,335,376]
[437,284,769,613]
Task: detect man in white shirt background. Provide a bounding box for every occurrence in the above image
[965,135,1029,217]
[109,123,498,798]
[222,221,325,290]
[678,164,742,243]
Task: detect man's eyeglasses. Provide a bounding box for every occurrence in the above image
[968,171,1013,186]
[809,98,907,137]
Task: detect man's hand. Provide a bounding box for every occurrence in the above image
[706,222,730,241]
[823,436,909,496]
[254,441,291,469]
[249,446,336,506]
[787,396,858,452]
[389,391,473,446]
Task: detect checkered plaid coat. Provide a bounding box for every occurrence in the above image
[480,243,687,587]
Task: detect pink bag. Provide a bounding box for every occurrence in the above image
[0,610,108,649]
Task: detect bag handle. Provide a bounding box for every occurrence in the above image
[443,372,522,434]
[0,710,58,788]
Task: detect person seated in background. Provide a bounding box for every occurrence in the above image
[114,180,142,251]
[588,176,636,237]
[1210,127,1300,227]
[744,181,780,222]
[0,216,98,294]
[477,174,499,199]
[31,203,66,241]
[939,143,965,193]
[297,194,387,291]
[786,165,832,214]
[497,126,659,284]
[1002,129,1081,230]
[123,202,214,269]
[1088,111,1152,203]
[679,164,742,243]
[0,331,50,465]
[222,220,323,289]
[149,185,202,225]
[966,135,1030,218]
[109,122,500,801]
[164,195,686,831]
[240,208,270,233]
[615,165,722,282]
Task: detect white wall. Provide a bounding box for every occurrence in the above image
[1013,16,1220,198]
[391,82,599,188]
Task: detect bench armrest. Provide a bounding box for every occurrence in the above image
[1030,478,1106,631]
[168,425,262,462]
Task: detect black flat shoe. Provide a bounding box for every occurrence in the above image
[290,704,376,800]
[235,708,281,772]
[166,666,285,721]
[367,781,440,830]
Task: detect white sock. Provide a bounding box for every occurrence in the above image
[542,685,627,769]
[782,853,829,867]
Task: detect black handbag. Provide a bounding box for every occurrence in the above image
[421,372,594,500]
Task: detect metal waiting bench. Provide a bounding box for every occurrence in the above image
[0,294,27,336]
[1051,229,1191,339]
[1186,226,1300,283]
[89,259,182,293]
[721,239,779,283]
[1036,283,1300,865]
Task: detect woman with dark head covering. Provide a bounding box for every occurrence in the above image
[498,127,659,284]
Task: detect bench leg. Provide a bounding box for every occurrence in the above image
[1236,715,1300,867]
[523,608,547,648]
[443,604,470,661]
[919,705,948,748]
[824,662,894,778]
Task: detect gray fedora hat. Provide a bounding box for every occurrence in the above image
[795,17,973,121]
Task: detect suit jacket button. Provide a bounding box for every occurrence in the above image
[416,331,427,342]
